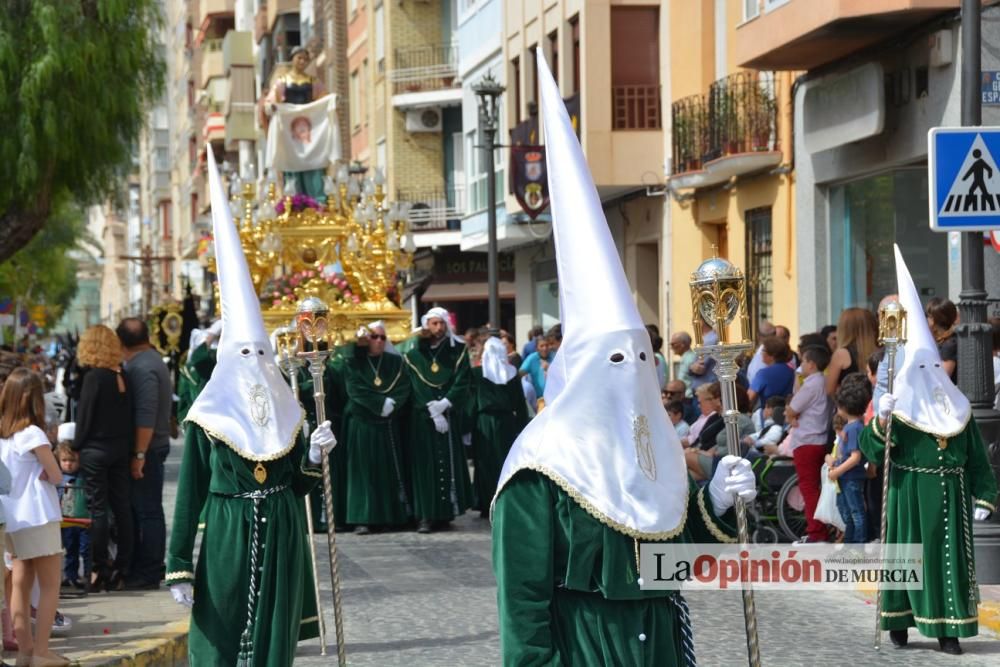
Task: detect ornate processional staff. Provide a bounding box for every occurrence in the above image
[295,297,348,667]
[274,325,328,657]
[689,255,760,667]
[873,301,907,650]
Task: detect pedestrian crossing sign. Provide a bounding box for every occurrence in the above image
[928,127,1000,231]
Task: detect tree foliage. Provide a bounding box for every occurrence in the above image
[0,0,164,261]
[0,195,93,321]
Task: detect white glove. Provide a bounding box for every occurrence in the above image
[878,393,896,420]
[356,326,369,339]
[974,508,991,521]
[427,398,452,418]
[309,420,337,464]
[432,413,449,434]
[381,397,396,417]
[709,455,757,516]
[170,583,194,608]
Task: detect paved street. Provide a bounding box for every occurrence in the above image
[296,512,1000,667]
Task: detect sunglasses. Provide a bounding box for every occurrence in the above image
[368,334,387,341]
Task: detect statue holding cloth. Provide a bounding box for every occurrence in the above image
[264,47,338,202]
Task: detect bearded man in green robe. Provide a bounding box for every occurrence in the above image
[340,322,412,533]
[860,246,998,656]
[402,306,474,533]
[491,51,758,666]
[167,150,333,667]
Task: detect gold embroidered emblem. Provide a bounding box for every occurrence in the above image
[634,414,656,481]
[253,462,267,484]
[248,384,270,427]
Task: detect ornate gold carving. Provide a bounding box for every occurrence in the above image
[209,174,415,344]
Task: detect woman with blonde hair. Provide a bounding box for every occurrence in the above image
[826,307,879,396]
[71,325,133,592]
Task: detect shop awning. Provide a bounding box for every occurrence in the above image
[421,281,516,303]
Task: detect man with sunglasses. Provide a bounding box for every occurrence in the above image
[339,323,412,534]
[663,379,698,424]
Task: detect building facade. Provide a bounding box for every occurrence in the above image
[502,0,671,344]
[667,0,797,342]
[736,0,977,333]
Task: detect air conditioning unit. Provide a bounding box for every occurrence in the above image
[406,108,442,133]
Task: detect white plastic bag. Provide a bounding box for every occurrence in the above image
[814,464,846,531]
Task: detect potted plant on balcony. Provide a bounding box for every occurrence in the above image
[746,81,776,152]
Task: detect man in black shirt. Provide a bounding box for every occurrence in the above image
[117,317,173,590]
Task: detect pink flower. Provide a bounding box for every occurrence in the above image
[272,299,281,307]
[352,295,361,304]
[289,277,299,286]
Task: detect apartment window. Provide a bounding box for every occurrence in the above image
[570,15,580,94]
[529,46,539,112]
[610,6,661,130]
[743,0,760,21]
[466,130,504,213]
[187,79,195,108]
[374,5,385,73]
[188,137,197,168]
[361,58,369,124]
[511,56,521,122]
[350,69,361,131]
[764,0,790,11]
[548,30,558,85]
[376,138,387,169]
[349,0,358,16]
[745,207,772,327]
[160,202,172,241]
[190,193,198,226]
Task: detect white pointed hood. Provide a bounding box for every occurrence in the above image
[186,150,304,461]
[891,245,970,437]
[492,51,688,539]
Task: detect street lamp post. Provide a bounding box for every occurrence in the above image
[959,0,999,433]
[960,0,1000,582]
[474,73,505,328]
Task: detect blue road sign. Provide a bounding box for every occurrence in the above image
[929,127,1000,231]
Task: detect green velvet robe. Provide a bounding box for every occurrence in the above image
[341,345,412,525]
[493,470,737,666]
[402,336,474,522]
[859,416,998,638]
[470,368,528,512]
[298,353,348,529]
[177,344,216,423]
[166,426,321,666]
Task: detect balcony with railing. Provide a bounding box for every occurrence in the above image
[397,186,466,235]
[670,71,780,190]
[200,38,225,87]
[390,44,462,108]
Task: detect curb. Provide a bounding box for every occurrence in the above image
[70,620,188,667]
[852,585,1000,639]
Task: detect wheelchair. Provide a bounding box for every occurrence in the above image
[746,454,806,543]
